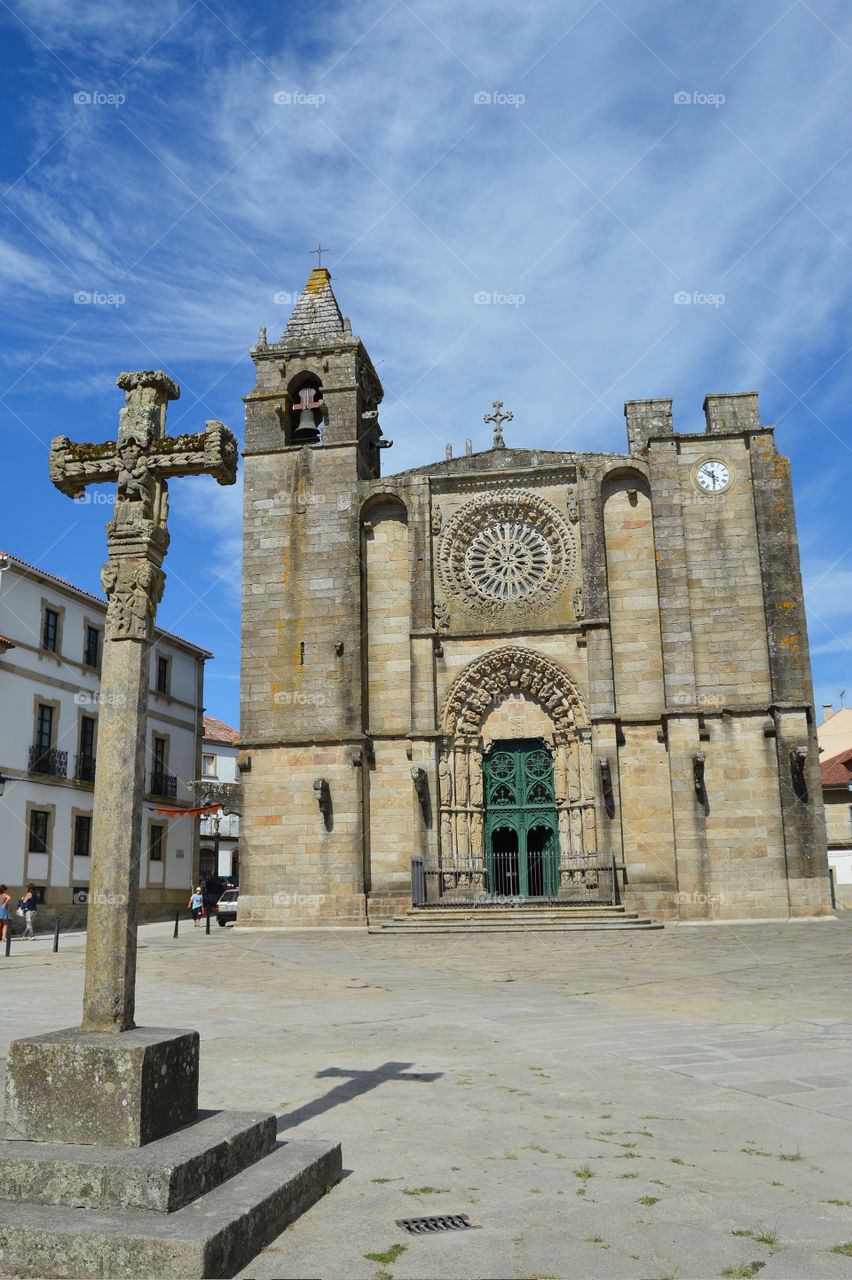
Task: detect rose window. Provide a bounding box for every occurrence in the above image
[464,523,552,601]
[436,489,577,620]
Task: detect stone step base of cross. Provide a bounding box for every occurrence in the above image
[0,1128,340,1278]
[0,1026,340,1277]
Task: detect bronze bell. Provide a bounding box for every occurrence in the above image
[292,389,322,443]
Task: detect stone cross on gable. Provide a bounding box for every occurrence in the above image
[484,400,513,450]
[49,371,238,1033]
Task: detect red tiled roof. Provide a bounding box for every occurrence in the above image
[0,551,213,658]
[821,746,852,787]
[203,716,239,744]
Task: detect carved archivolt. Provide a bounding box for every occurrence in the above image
[436,646,597,881]
[436,490,576,619]
[440,645,588,744]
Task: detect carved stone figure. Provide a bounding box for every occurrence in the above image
[566,487,579,523]
[438,752,453,807]
[455,753,469,806]
[434,601,451,631]
[571,808,584,856]
[558,807,572,856]
[431,503,442,535]
[554,748,568,803]
[470,750,484,807]
[470,811,483,858]
[582,806,597,853]
[573,586,584,621]
[440,810,453,854]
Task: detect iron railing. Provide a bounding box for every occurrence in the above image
[149,771,178,798]
[412,850,617,907]
[28,746,68,778]
[75,754,96,783]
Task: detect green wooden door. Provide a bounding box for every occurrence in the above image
[484,741,559,898]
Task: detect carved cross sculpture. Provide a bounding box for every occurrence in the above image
[484,400,513,449]
[49,371,238,1032]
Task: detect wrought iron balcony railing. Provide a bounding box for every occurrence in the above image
[149,771,178,798]
[75,754,97,783]
[28,745,68,778]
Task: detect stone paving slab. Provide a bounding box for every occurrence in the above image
[1,918,852,1279]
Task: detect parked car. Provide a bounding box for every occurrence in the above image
[215,888,238,926]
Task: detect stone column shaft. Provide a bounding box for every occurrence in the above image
[82,637,149,1030]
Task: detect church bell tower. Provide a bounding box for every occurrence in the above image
[239,267,386,927]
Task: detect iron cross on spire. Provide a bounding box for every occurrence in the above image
[49,371,238,1033]
[311,243,330,268]
[484,400,513,450]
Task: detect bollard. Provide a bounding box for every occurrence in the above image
[205,909,211,935]
[174,909,180,938]
[53,917,60,953]
[4,933,10,957]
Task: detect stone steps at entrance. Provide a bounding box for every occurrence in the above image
[369,905,663,933]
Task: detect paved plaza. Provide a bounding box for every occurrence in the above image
[3,917,852,1280]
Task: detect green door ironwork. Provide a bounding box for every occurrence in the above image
[483,740,559,898]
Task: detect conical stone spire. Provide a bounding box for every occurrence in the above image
[282,268,345,344]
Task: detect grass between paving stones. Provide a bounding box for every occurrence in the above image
[721,1266,765,1278]
[364,1244,406,1264]
[401,1186,450,1196]
[832,1243,852,1256]
[731,1228,777,1246]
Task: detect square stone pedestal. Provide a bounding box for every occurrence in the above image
[0,1028,341,1278]
[4,1027,199,1148]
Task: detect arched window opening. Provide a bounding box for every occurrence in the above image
[288,373,324,445]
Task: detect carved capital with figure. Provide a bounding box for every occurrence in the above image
[101,559,165,641]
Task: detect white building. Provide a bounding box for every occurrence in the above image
[0,551,210,928]
[198,716,241,883]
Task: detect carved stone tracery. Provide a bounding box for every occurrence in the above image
[436,490,576,620]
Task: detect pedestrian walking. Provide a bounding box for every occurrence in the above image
[188,886,204,927]
[20,883,37,940]
[0,885,10,942]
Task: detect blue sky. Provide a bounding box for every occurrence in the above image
[2,0,852,732]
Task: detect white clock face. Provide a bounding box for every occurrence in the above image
[696,460,730,492]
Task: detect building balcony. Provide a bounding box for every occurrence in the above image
[75,754,97,784]
[149,771,178,799]
[28,746,68,778]
[200,812,240,838]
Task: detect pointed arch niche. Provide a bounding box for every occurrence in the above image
[437,646,597,897]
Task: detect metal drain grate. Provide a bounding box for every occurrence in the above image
[395,1213,474,1235]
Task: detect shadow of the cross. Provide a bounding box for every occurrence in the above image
[276,1061,442,1133]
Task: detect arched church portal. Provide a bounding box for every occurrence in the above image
[435,646,601,903]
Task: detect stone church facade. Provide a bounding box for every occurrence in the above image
[238,268,831,927]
